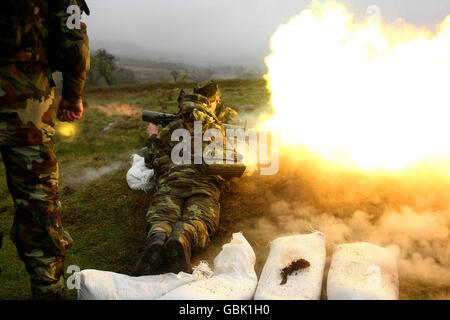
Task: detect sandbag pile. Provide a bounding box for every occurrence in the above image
[254,232,326,300]
[78,268,203,300]
[77,232,257,300]
[77,232,399,300]
[159,232,258,300]
[327,242,399,300]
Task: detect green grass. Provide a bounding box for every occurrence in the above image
[0,79,270,299]
[1,78,446,300]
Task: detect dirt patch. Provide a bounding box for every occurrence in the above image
[280,258,310,285]
[62,186,76,195]
[90,103,142,117]
[60,161,126,189]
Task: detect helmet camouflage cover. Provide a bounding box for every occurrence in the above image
[193,80,221,102]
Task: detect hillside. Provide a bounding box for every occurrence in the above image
[0,79,447,300]
[0,79,270,299]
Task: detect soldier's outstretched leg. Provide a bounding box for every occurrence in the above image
[182,194,221,252]
[164,194,221,274]
[133,186,183,275]
[145,184,185,239]
[131,232,166,276]
[164,221,193,274]
[1,141,72,299]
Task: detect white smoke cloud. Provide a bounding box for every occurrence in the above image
[61,162,125,188]
[231,150,450,299]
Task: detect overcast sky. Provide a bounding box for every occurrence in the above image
[83,0,450,67]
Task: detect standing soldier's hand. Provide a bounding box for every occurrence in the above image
[57,98,84,122]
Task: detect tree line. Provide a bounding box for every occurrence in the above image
[87,49,138,86]
[86,48,261,86]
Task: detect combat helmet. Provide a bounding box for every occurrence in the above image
[193,80,221,103]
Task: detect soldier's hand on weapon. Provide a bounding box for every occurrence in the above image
[57,98,84,122]
[147,123,160,136]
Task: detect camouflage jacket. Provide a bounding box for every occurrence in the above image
[0,0,90,103]
[145,94,227,195]
[215,102,241,125]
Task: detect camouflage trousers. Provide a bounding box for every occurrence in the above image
[0,141,72,299]
[0,63,72,299]
[146,181,221,253]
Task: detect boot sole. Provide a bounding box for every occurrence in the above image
[164,239,192,274]
[131,243,164,276]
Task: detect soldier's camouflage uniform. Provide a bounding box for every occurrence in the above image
[193,80,241,126]
[0,0,89,299]
[144,94,227,253]
[215,102,241,125]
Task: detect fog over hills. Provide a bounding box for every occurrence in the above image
[85,0,450,68]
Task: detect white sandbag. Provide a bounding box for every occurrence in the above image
[126,154,154,191]
[254,232,326,300]
[77,263,211,300]
[158,232,258,300]
[327,242,399,300]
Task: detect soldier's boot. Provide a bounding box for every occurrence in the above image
[131,232,166,276]
[164,222,193,274]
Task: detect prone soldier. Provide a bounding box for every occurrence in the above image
[132,82,242,275]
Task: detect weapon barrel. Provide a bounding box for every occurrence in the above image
[142,110,179,125]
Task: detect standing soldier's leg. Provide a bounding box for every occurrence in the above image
[164,193,220,273]
[132,184,183,275]
[1,141,72,299]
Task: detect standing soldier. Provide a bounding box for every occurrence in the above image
[132,84,235,276]
[0,0,89,299]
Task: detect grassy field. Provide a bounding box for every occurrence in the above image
[0,79,270,299]
[0,79,448,300]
